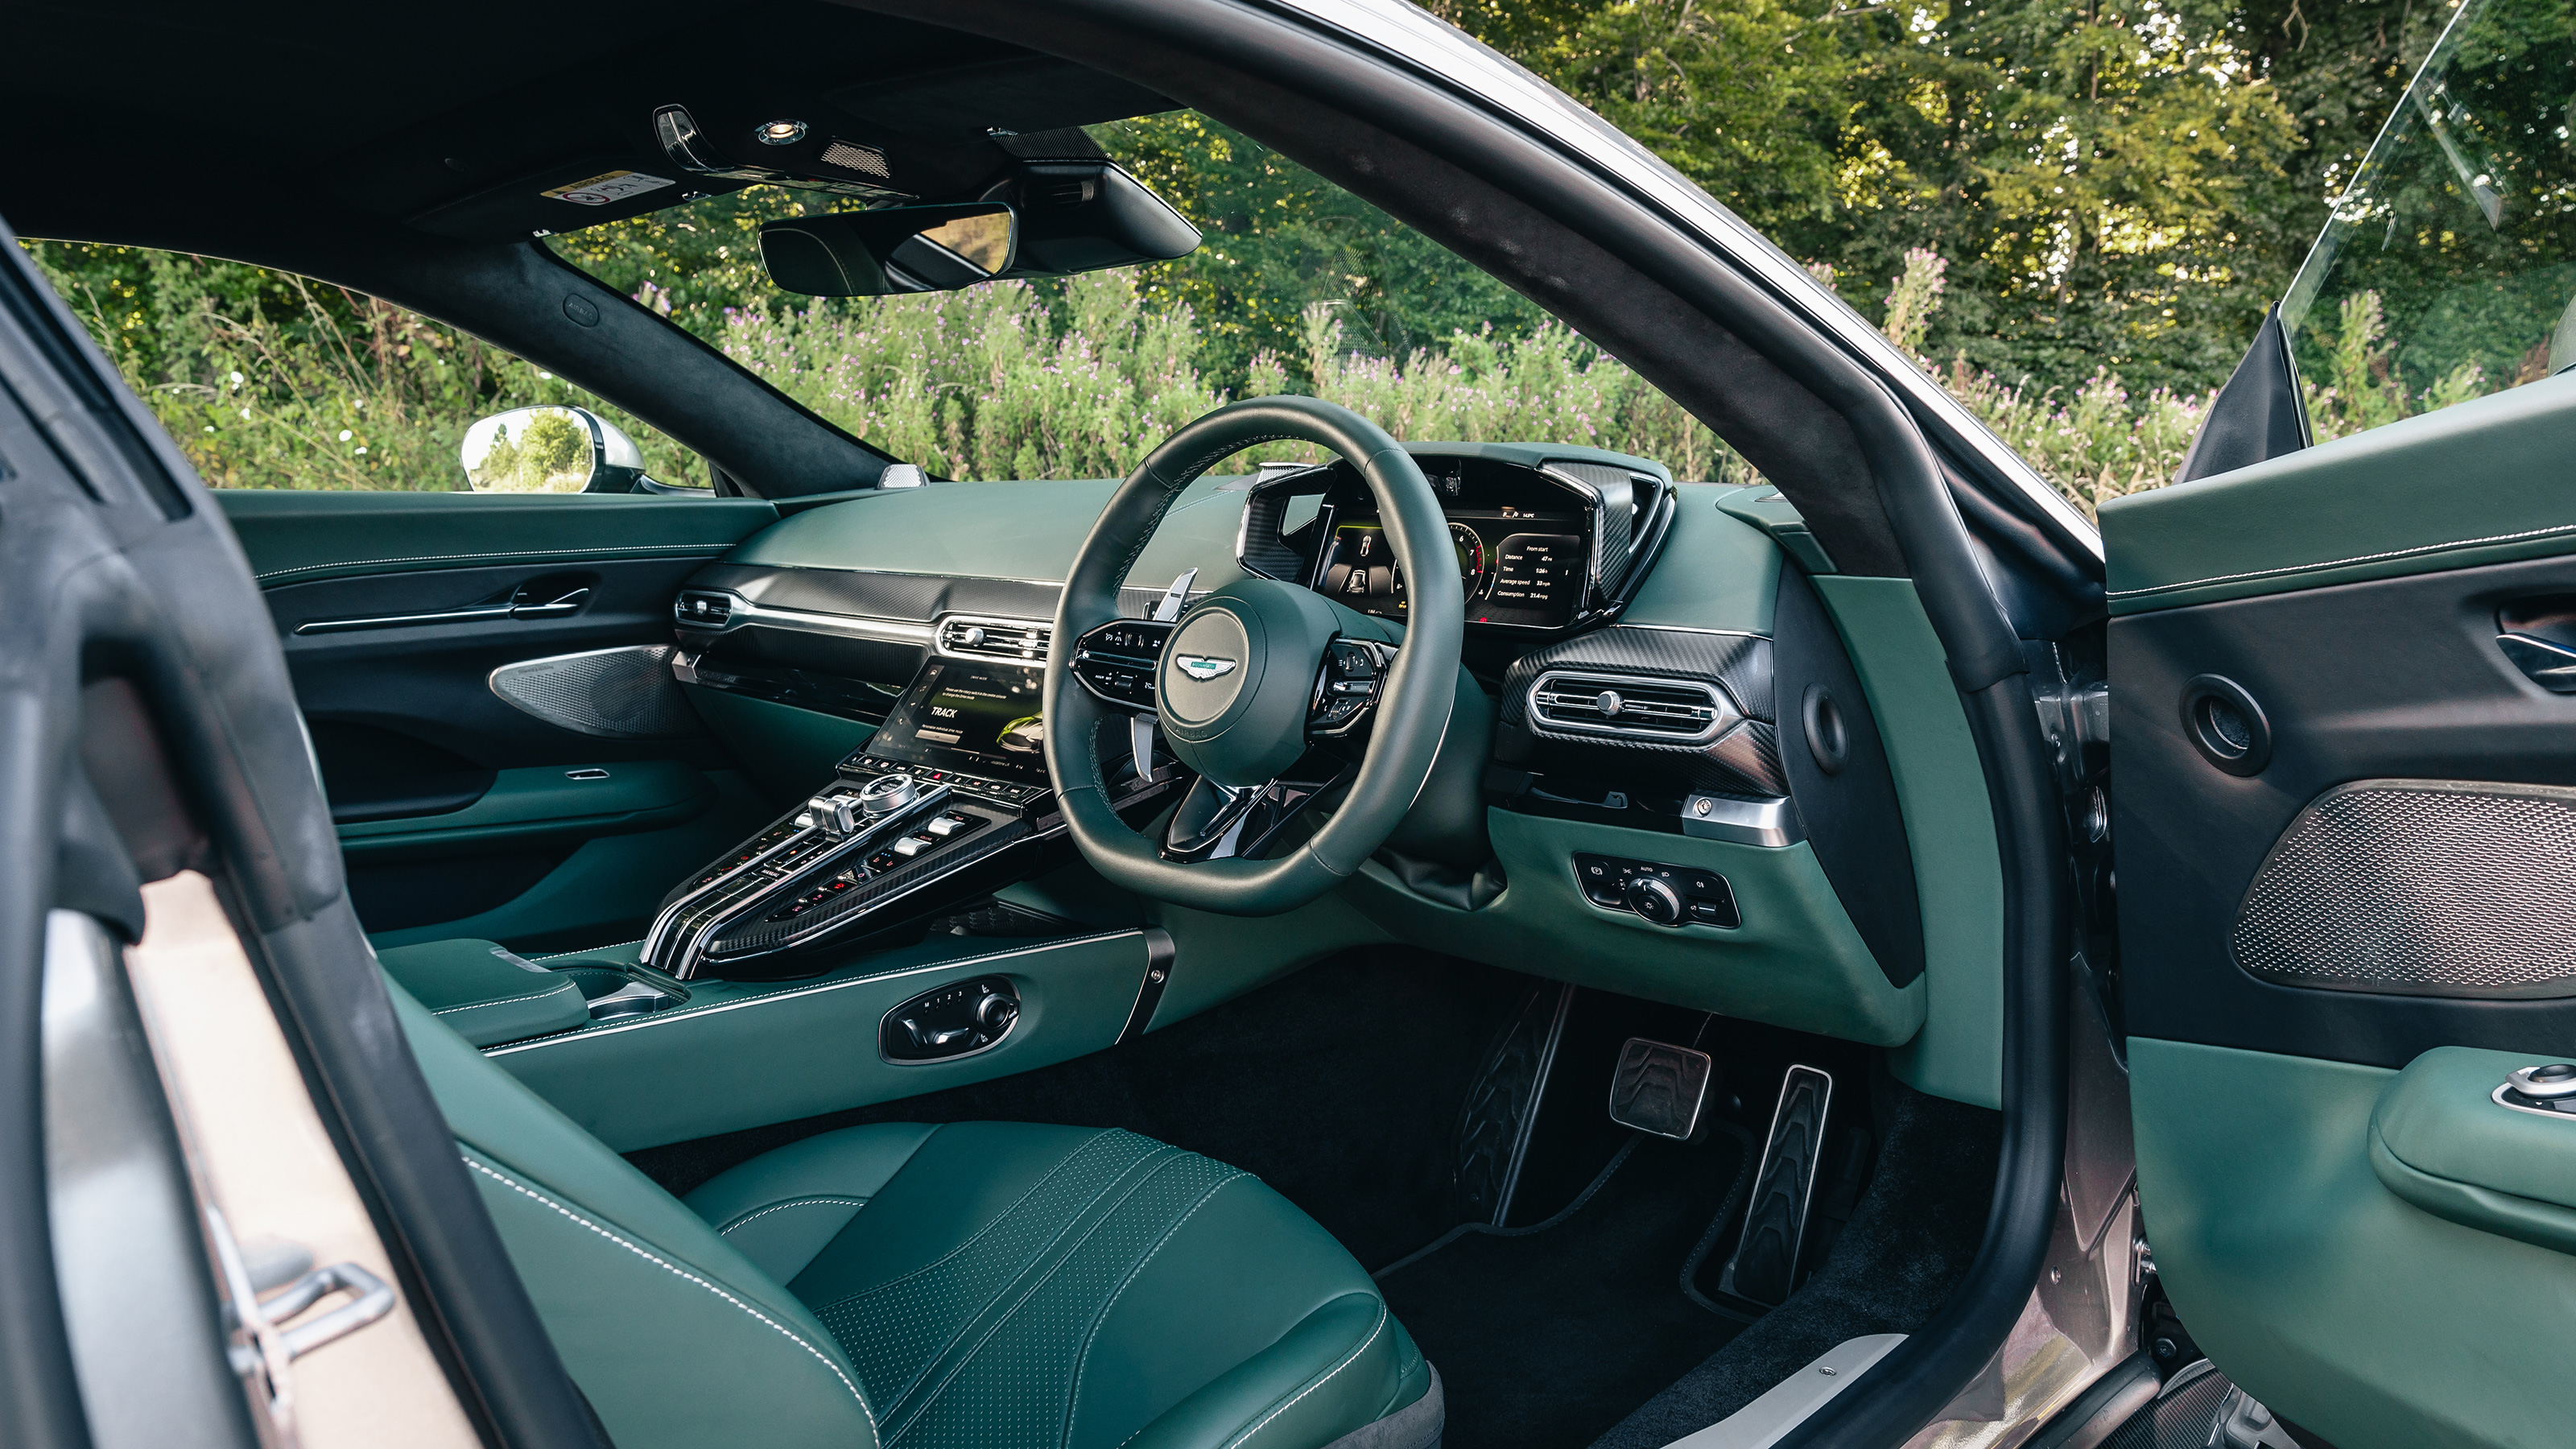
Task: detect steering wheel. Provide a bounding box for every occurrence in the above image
[1042,397,1464,915]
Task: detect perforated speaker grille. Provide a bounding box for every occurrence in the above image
[2233,780,2576,998]
[489,646,702,740]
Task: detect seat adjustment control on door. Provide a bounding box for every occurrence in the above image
[1573,854,1739,927]
[881,977,1020,1062]
[2495,1062,2576,1117]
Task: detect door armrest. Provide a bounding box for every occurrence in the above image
[2370,1045,2576,1254]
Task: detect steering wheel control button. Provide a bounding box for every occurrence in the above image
[881,977,1021,1062]
[1575,853,1740,929]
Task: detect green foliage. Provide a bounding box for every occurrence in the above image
[21,240,701,492]
[1094,114,1553,391]
[472,408,593,493]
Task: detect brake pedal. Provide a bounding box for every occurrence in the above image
[1606,1038,1715,1140]
[1719,1064,1834,1307]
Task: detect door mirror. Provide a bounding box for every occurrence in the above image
[460,406,657,493]
[758,204,1018,297]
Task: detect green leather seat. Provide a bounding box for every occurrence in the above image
[388,980,1442,1449]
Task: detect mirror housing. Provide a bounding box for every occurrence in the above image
[758,163,1200,298]
[760,204,1018,297]
[460,406,663,493]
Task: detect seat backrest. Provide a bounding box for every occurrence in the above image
[387,981,881,1449]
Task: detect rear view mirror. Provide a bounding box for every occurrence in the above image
[759,204,1018,297]
[460,405,659,493]
[758,163,1202,298]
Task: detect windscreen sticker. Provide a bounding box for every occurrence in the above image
[542,171,675,207]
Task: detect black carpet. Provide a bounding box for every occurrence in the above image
[1587,1079,2002,1449]
[1376,1129,1754,1449]
[625,945,1532,1271]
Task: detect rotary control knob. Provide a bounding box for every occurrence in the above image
[2508,1062,2576,1099]
[960,625,987,647]
[975,990,1019,1033]
[856,773,919,816]
[1625,875,1683,926]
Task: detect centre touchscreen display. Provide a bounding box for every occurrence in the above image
[865,659,1050,784]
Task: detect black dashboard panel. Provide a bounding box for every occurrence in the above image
[1237,444,1675,638]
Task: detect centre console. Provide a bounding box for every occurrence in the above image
[640,654,1171,981]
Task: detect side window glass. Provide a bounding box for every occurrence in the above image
[19,242,706,493]
[2277,0,2576,441]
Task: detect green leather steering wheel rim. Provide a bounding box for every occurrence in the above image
[1041,395,1464,915]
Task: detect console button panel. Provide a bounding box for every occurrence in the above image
[1573,853,1740,929]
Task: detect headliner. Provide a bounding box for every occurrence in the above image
[0,0,1170,252]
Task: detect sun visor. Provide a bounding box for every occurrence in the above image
[407,156,744,243]
[1003,163,1201,276]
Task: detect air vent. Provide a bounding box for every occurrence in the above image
[675,591,736,630]
[1528,671,1739,746]
[938,616,1051,663]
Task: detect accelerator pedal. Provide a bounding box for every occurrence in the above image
[1718,1063,1834,1307]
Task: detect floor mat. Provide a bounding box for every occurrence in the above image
[1376,1129,1755,1449]
[1586,1080,2002,1448]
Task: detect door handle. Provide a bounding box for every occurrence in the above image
[2496,631,2576,692]
[295,584,591,635]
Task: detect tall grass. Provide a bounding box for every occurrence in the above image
[35,237,2405,518]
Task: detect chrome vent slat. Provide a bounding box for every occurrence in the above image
[1526,670,1742,748]
[935,614,1052,664]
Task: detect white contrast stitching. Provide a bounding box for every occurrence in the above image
[809,1129,1120,1316]
[1221,1305,1388,1449]
[2109,519,2576,600]
[886,1149,1189,1444]
[255,543,724,584]
[482,931,1143,1053]
[431,982,580,1016]
[716,1196,869,1236]
[1061,1172,1248,1449]
[459,1156,877,1430]
[531,939,644,962]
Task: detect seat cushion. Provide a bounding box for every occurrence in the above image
[685,1122,1437,1449]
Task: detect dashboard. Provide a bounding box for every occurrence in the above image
[1237,444,1676,636]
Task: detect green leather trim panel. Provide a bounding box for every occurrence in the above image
[1348,807,1922,1046]
[2132,1038,2576,1449]
[336,759,712,859]
[691,1121,1423,1449]
[724,475,1252,594]
[2099,372,2576,615]
[1711,485,1838,576]
[1145,889,1392,1032]
[485,931,1153,1151]
[216,488,778,588]
[1815,576,2003,1108]
[1620,483,1785,631]
[2369,1044,2576,1255]
[375,937,588,1047]
[686,1124,943,1283]
[680,684,877,803]
[390,982,880,1449]
[365,769,770,953]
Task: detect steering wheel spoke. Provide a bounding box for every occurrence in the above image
[1160,767,1348,864]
